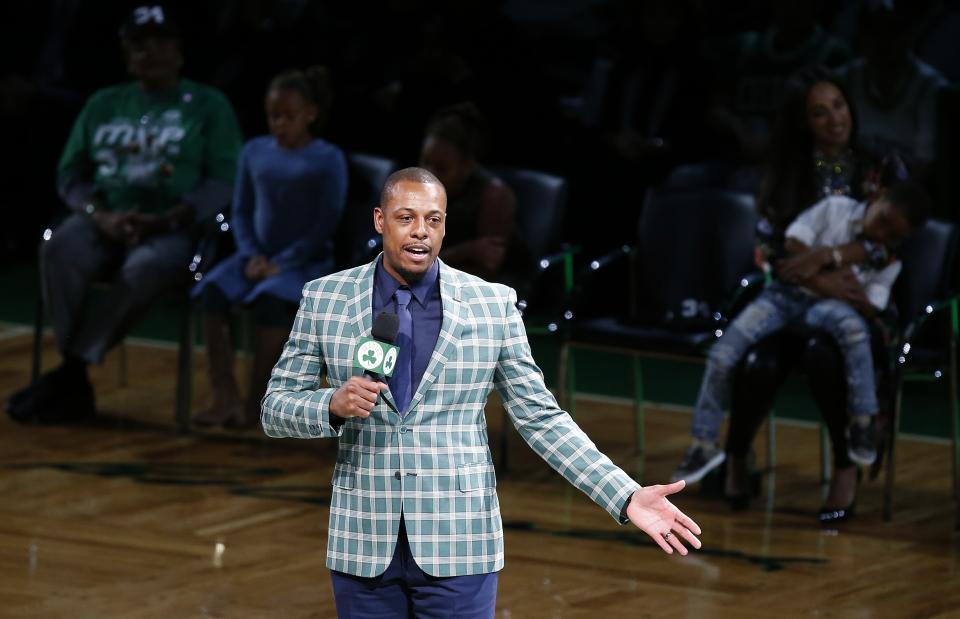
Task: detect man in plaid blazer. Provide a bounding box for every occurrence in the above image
[262,167,701,617]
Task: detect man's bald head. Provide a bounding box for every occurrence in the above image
[380,167,446,210]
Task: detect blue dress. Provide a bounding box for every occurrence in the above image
[193,136,348,305]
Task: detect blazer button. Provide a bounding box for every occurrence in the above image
[394,471,401,480]
[399,426,408,434]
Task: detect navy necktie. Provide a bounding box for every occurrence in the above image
[393,288,413,414]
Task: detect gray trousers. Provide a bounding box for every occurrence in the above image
[41,214,193,364]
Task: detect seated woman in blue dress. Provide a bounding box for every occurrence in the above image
[192,66,347,427]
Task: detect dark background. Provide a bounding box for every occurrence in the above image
[2,0,958,261]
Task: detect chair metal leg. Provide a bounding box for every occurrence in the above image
[32,290,45,384]
[557,342,568,409]
[558,342,576,418]
[765,410,776,472]
[949,308,959,529]
[762,409,777,496]
[175,302,194,434]
[883,369,904,522]
[632,355,645,481]
[819,423,831,487]
[117,342,128,387]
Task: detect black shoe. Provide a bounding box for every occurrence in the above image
[7,384,33,411]
[6,366,95,424]
[847,417,877,467]
[42,384,96,424]
[818,503,856,524]
[6,382,60,423]
[6,363,75,414]
[818,467,861,524]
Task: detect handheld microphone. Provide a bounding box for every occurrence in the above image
[354,312,401,379]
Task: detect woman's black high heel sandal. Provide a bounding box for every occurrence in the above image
[818,466,861,524]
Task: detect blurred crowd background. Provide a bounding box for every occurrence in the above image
[3,0,958,261]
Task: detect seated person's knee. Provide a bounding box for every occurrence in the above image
[251,294,297,329]
[707,340,741,373]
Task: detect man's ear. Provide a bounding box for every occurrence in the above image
[373,207,384,234]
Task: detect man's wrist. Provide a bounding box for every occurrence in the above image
[328,395,347,427]
[328,393,347,427]
[620,490,637,523]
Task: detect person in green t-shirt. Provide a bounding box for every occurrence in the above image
[7,5,242,424]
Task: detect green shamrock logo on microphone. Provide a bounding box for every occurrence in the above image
[354,337,397,376]
[356,340,384,371]
[382,347,398,375]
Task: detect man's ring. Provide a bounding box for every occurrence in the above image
[662,532,672,541]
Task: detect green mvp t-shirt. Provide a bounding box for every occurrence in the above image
[58,78,242,213]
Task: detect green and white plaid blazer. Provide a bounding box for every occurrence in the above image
[262,257,640,578]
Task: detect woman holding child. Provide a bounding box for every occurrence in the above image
[672,68,921,524]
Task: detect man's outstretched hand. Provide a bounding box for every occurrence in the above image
[626,480,702,555]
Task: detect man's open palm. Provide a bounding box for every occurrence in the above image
[626,480,702,555]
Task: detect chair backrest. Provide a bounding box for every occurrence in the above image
[335,152,396,269]
[494,168,568,259]
[636,188,757,326]
[892,218,958,323]
[662,161,761,195]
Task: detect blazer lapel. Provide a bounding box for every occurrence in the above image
[407,260,466,415]
[346,258,375,341]
[345,256,398,413]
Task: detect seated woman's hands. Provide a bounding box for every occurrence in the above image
[93,203,195,246]
[440,236,507,280]
[91,210,134,243]
[776,247,834,284]
[806,268,875,317]
[244,255,281,281]
[472,236,507,277]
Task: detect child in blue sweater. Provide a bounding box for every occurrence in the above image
[192,67,347,427]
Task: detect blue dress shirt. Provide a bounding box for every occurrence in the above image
[372,257,442,405]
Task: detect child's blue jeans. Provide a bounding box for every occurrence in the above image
[691,282,879,442]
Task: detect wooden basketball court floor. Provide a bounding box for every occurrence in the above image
[1,325,958,618]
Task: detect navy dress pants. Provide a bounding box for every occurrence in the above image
[330,517,498,618]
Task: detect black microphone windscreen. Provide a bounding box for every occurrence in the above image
[372,312,400,343]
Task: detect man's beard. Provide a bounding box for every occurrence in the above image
[396,257,434,283]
